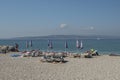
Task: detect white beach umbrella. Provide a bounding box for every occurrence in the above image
[29,40,32,47]
[26,41,29,49]
[80,40,83,49]
[76,40,80,49]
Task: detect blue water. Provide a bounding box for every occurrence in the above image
[0,39,120,54]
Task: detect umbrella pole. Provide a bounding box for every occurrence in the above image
[65,48,66,53]
[77,48,79,54]
[47,47,49,53]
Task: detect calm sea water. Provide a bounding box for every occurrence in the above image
[0,39,120,54]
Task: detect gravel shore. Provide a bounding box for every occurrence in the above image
[0,53,120,80]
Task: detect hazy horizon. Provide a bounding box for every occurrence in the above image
[0,0,120,38]
[1,34,120,39]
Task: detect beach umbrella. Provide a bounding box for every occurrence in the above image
[76,40,80,49]
[48,40,53,52]
[80,40,83,49]
[48,40,53,49]
[65,41,68,52]
[65,41,68,49]
[26,41,29,49]
[29,40,33,50]
[48,40,50,47]
[29,40,32,47]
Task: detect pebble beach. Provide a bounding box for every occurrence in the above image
[0,53,120,80]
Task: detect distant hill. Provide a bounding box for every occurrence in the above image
[11,35,120,40]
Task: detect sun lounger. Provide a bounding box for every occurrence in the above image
[84,54,92,58]
[69,53,81,58]
[40,52,64,63]
[109,53,120,56]
[83,52,92,58]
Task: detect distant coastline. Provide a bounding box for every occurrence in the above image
[9,35,120,40]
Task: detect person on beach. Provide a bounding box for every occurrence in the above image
[15,43,19,52]
[90,49,99,56]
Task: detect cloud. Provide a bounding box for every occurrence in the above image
[90,26,94,30]
[81,26,95,30]
[60,24,68,29]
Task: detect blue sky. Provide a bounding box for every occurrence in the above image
[0,0,120,38]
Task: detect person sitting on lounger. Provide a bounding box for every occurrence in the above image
[90,49,99,56]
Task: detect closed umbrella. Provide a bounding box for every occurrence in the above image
[76,40,80,49]
[29,40,33,50]
[26,41,29,50]
[80,40,83,49]
[65,41,68,52]
[48,40,53,52]
[29,40,32,47]
[65,41,68,48]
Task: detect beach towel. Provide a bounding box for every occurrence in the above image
[11,54,21,57]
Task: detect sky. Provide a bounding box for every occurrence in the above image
[0,0,120,38]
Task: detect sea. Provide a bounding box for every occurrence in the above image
[0,39,120,54]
